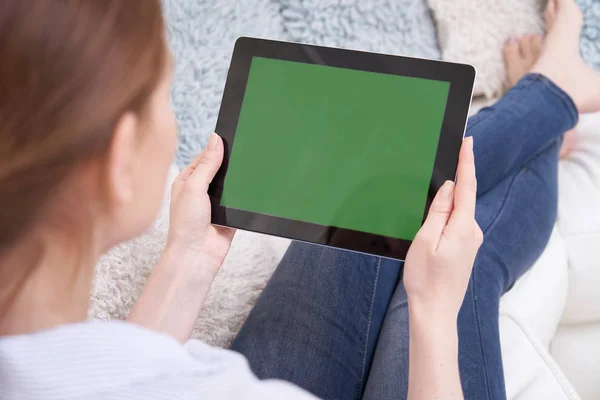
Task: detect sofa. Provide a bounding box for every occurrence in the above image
[498,112,600,400]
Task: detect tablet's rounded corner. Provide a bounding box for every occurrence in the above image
[466,64,477,83]
[234,36,252,51]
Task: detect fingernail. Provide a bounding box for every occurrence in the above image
[440,181,455,199]
[467,136,474,150]
[208,132,219,149]
[506,36,516,45]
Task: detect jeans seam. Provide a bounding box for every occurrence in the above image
[471,168,525,400]
[470,275,492,400]
[481,168,523,252]
[358,257,380,398]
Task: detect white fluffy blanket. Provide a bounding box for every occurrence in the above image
[428,0,544,98]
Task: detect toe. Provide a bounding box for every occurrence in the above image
[560,129,576,160]
[504,37,524,87]
[519,35,534,60]
[503,37,520,62]
[545,0,556,26]
[530,34,543,59]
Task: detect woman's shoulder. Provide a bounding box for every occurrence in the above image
[0,321,316,399]
[1,320,183,358]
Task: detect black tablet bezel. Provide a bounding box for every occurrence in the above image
[208,37,475,260]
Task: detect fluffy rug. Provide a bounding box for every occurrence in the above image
[163,0,287,169]
[279,0,440,58]
[577,0,600,71]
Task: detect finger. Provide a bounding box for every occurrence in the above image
[416,180,455,244]
[447,137,477,231]
[177,133,222,182]
[178,133,224,189]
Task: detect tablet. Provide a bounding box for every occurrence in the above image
[209,37,475,260]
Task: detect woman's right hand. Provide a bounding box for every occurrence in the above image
[167,133,235,274]
[403,137,483,322]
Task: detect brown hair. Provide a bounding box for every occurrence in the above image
[0,1,167,252]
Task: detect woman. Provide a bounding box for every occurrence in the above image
[0,0,595,399]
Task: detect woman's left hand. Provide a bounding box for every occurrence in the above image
[403,137,482,321]
[167,132,235,272]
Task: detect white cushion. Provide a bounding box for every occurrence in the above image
[557,112,600,324]
[499,229,578,399]
[497,111,600,399]
[551,322,600,400]
[500,228,569,347]
[560,235,600,324]
[500,311,580,400]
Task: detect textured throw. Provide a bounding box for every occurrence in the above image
[428,0,544,98]
[578,0,600,71]
[162,0,287,169]
[279,0,440,57]
[429,0,600,99]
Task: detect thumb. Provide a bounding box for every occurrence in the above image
[418,180,455,244]
[178,133,224,189]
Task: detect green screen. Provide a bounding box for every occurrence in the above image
[221,57,450,240]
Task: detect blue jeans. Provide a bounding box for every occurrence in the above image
[231,74,578,399]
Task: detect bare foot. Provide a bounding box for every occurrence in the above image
[531,0,600,113]
[502,30,578,159]
[503,34,543,88]
[560,128,576,159]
